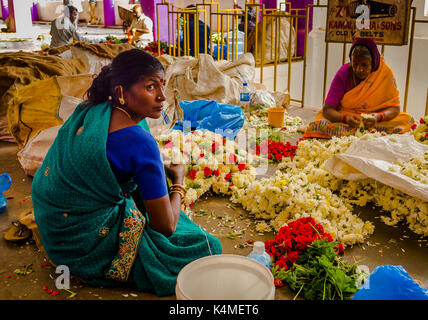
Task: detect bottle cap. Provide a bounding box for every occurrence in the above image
[252,241,265,253]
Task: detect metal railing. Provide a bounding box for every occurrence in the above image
[154,1,425,115]
[154,0,309,106]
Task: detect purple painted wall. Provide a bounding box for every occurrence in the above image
[260,0,313,56]
[261,0,276,9]
[103,0,115,27]
[289,0,313,56]
[1,0,9,19]
[144,0,171,42]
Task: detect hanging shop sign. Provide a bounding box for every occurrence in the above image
[326,0,412,45]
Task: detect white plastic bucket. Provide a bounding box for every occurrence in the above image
[175,254,275,300]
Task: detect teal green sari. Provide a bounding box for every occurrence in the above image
[32,101,222,296]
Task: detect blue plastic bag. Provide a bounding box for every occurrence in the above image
[0,173,12,213]
[352,265,428,300]
[173,100,245,140]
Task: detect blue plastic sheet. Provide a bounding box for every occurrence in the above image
[352,265,428,300]
[0,173,12,213]
[173,100,245,140]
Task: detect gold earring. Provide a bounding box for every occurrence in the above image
[118,86,125,105]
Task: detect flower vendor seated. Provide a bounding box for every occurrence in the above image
[31,49,222,297]
[126,4,154,48]
[304,38,414,139]
[180,4,211,56]
[50,5,86,48]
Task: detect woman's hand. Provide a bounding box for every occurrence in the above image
[344,114,361,128]
[165,164,185,184]
[362,116,376,130]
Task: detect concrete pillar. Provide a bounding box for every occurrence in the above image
[7,0,33,36]
[103,0,115,27]
[31,0,38,21]
[1,0,9,19]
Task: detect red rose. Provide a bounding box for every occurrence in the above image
[163,143,173,149]
[298,223,313,236]
[287,251,299,264]
[212,141,220,153]
[229,153,237,163]
[295,235,312,250]
[200,153,205,158]
[224,172,232,181]
[188,169,197,179]
[335,243,345,256]
[274,278,284,288]
[204,167,212,177]
[238,163,246,171]
[420,118,425,124]
[213,169,220,177]
[411,123,417,130]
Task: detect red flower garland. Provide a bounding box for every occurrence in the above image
[252,138,304,163]
[264,217,344,287]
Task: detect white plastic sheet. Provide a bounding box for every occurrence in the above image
[324,135,428,202]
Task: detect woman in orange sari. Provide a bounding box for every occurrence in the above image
[304,38,414,139]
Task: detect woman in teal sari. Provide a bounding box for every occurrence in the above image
[31,49,222,296]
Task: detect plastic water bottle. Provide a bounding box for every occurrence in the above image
[248,241,271,269]
[240,82,251,120]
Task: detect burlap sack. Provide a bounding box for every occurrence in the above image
[159,53,255,107]
[7,75,93,148]
[0,51,88,142]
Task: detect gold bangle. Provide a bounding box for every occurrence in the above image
[170,184,186,193]
[170,189,185,198]
[171,190,186,204]
[170,185,187,196]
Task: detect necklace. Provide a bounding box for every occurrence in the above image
[352,71,358,88]
[113,106,132,120]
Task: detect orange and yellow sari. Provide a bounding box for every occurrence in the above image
[304,60,413,139]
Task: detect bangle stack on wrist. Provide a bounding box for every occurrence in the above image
[341,113,348,123]
[170,184,187,204]
[377,112,386,122]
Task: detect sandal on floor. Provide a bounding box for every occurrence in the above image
[4,209,33,242]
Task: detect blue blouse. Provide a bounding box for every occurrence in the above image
[106,125,168,201]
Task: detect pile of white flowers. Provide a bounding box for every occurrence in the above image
[412,115,428,145]
[156,126,428,246]
[230,130,428,244]
[394,152,428,184]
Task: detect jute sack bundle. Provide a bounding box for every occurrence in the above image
[0,51,88,142]
[159,53,256,107]
[16,96,80,176]
[7,74,93,148]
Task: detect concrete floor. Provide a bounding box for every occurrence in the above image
[0,21,427,300]
[0,104,427,301]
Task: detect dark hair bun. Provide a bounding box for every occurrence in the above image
[85,49,164,106]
